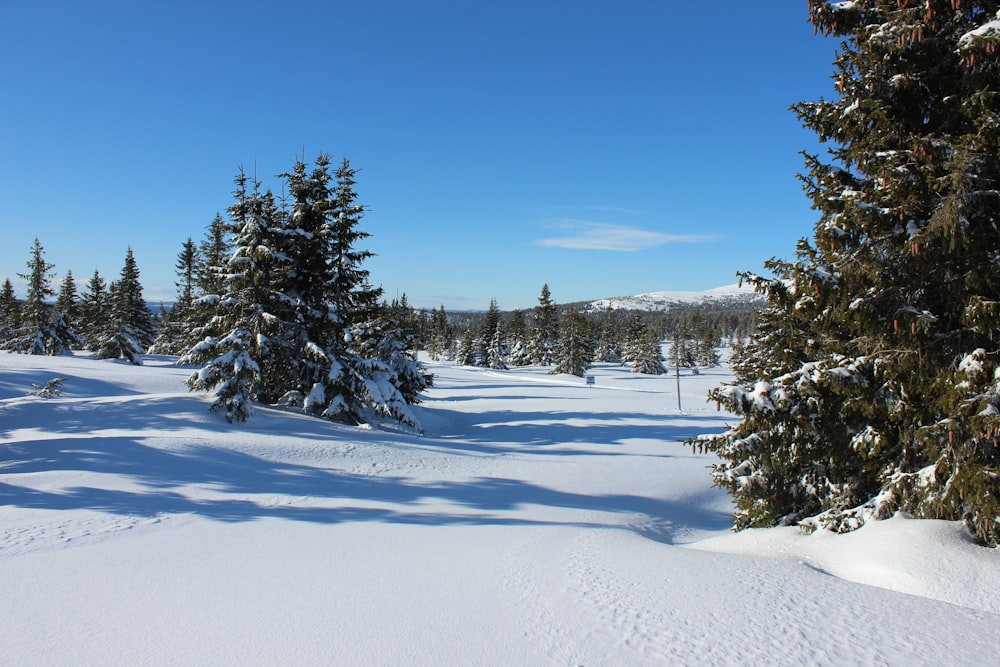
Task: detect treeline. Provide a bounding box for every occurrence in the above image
[1,155,430,428]
[385,285,759,377]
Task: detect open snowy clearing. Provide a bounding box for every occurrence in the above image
[1,351,998,666]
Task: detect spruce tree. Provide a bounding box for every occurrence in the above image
[552,308,593,377]
[94,248,156,364]
[703,1,1000,546]
[5,239,71,355]
[0,278,20,345]
[456,327,477,366]
[53,271,82,351]
[78,269,111,351]
[427,306,454,361]
[196,213,231,298]
[478,298,507,369]
[528,284,559,365]
[150,238,200,355]
[182,170,293,420]
[506,309,532,366]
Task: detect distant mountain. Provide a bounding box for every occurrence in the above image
[583,283,762,313]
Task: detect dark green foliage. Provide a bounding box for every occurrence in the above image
[456,327,477,366]
[702,1,1000,546]
[182,169,291,420]
[552,308,593,377]
[182,155,426,427]
[0,278,21,343]
[150,238,200,355]
[78,269,111,351]
[94,248,156,365]
[426,306,454,361]
[528,284,559,365]
[5,239,72,355]
[479,298,507,370]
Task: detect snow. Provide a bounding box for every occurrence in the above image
[2,351,999,665]
[588,283,761,312]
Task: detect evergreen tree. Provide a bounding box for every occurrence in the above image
[528,284,559,365]
[703,1,1000,546]
[5,239,71,355]
[53,271,82,351]
[632,329,667,376]
[0,278,20,344]
[427,306,454,360]
[94,248,156,364]
[456,327,477,366]
[668,322,699,374]
[479,298,507,369]
[195,213,231,298]
[506,309,532,366]
[182,170,293,420]
[594,307,623,363]
[150,238,200,355]
[283,156,417,426]
[552,308,593,377]
[78,269,111,351]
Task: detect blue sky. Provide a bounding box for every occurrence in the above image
[0,1,838,311]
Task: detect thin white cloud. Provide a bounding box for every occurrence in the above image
[536,221,713,251]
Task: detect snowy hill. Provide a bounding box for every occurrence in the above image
[586,282,762,312]
[1,351,998,665]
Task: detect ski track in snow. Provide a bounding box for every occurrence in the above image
[2,351,999,666]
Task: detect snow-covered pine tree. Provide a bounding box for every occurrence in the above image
[456,327,477,366]
[78,269,111,351]
[5,239,72,355]
[181,170,294,420]
[427,306,454,360]
[668,322,699,375]
[506,309,532,366]
[150,238,200,355]
[632,330,667,376]
[0,278,20,345]
[478,298,507,369]
[347,309,432,423]
[703,1,1000,546]
[280,156,420,426]
[52,271,83,352]
[195,213,232,298]
[94,248,156,365]
[528,284,559,365]
[594,307,623,364]
[552,308,593,377]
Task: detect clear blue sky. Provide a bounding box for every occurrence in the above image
[0,1,838,311]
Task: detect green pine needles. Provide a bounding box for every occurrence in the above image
[702,1,1000,546]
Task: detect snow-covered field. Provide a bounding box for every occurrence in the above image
[1,351,998,666]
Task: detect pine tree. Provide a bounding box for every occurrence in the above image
[594,307,623,364]
[78,269,111,351]
[456,327,477,366]
[703,1,1000,546]
[182,169,292,420]
[53,271,82,351]
[427,306,454,360]
[528,284,559,365]
[5,239,71,355]
[479,298,507,369]
[552,308,593,377]
[506,309,532,366]
[196,213,231,298]
[0,278,21,345]
[150,238,199,355]
[94,248,156,364]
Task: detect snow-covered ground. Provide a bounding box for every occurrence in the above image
[1,351,998,666]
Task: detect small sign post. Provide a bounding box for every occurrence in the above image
[585,375,595,387]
